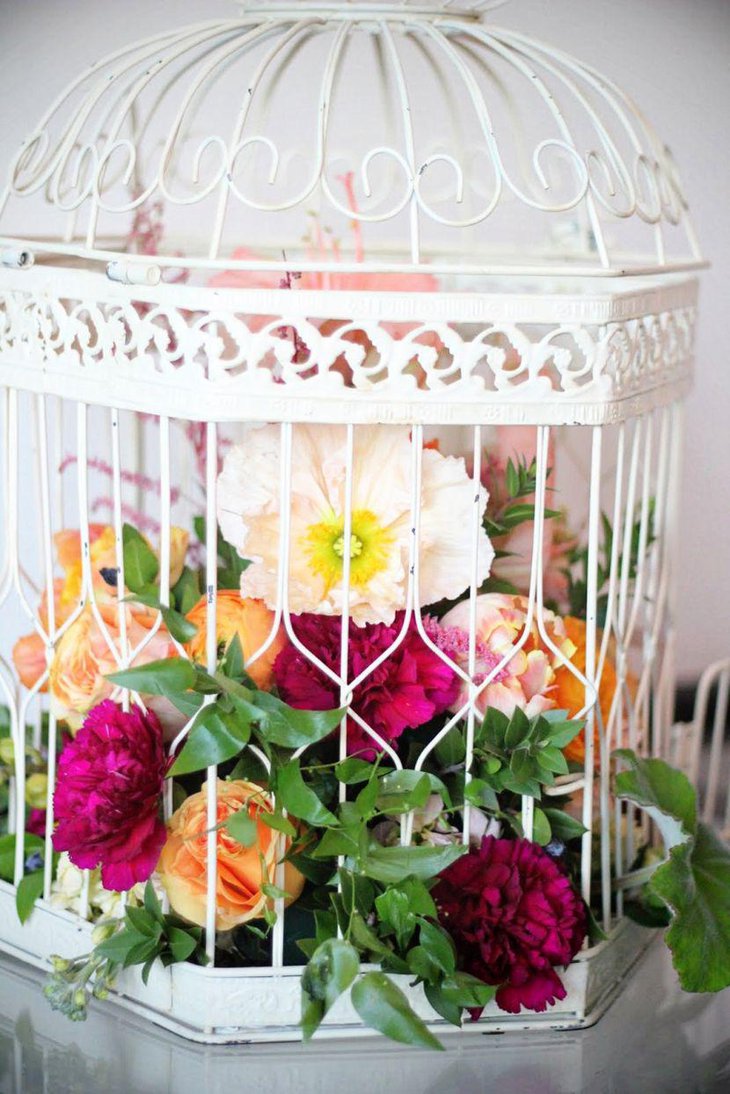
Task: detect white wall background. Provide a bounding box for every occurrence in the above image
[0,0,728,682]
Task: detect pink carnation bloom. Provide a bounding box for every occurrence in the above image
[273,613,459,758]
[26,809,46,837]
[434,836,586,1015]
[52,700,169,891]
[438,593,575,720]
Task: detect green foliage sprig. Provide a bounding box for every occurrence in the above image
[614,750,730,993]
[44,882,208,1021]
[565,502,656,622]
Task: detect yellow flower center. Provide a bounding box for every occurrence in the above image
[302,509,394,592]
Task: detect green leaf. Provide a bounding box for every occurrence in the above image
[167,690,204,719]
[122,523,159,593]
[374,889,416,950]
[651,823,730,993]
[335,757,380,785]
[464,778,499,812]
[338,869,375,918]
[360,843,467,884]
[531,806,552,846]
[277,760,337,826]
[310,828,359,859]
[259,812,297,838]
[479,707,510,750]
[15,870,44,924]
[169,702,252,776]
[168,927,198,963]
[434,727,466,767]
[354,777,379,818]
[614,750,696,841]
[505,458,520,498]
[144,880,164,923]
[441,972,497,1009]
[505,707,532,749]
[225,808,257,847]
[417,919,456,976]
[301,938,360,1041]
[107,657,197,698]
[351,972,443,1050]
[172,566,201,615]
[536,746,569,776]
[614,750,730,993]
[96,929,147,965]
[124,906,159,938]
[249,691,345,750]
[349,913,393,960]
[542,808,587,843]
[123,937,159,968]
[542,718,584,749]
[376,770,432,814]
[160,605,199,644]
[398,877,437,918]
[221,634,245,681]
[424,981,462,1027]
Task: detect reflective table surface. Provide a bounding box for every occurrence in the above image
[1,937,729,1094]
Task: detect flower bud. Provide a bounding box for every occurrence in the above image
[73,989,88,1009]
[25,773,49,809]
[50,955,70,973]
[92,921,117,946]
[0,738,15,765]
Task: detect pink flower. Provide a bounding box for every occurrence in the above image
[26,809,46,837]
[433,836,586,1015]
[273,613,459,758]
[438,593,575,720]
[52,700,169,891]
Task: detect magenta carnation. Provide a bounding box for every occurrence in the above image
[273,613,459,757]
[26,809,46,837]
[433,836,586,1015]
[52,700,169,891]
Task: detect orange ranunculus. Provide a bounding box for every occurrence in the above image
[56,524,190,611]
[185,591,285,691]
[48,605,177,732]
[157,780,304,931]
[552,616,629,764]
[12,633,48,692]
[12,578,71,692]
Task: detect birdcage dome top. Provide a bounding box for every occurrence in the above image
[0,0,702,279]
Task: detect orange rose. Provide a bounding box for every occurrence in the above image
[49,605,176,732]
[552,616,634,764]
[185,591,285,691]
[157,779,304,931]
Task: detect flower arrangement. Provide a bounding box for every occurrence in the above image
[4,423,730,1049]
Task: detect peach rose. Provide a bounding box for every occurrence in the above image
[49,605,176,732]
[157,779,304,931]
[185,591,285,691]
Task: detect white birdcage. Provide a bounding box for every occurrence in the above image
[0,0,705,1044]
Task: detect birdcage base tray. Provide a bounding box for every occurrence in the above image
[0,882,657,1043]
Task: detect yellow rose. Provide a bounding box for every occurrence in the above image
[185,591,285,691]
[157,779,304,931]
